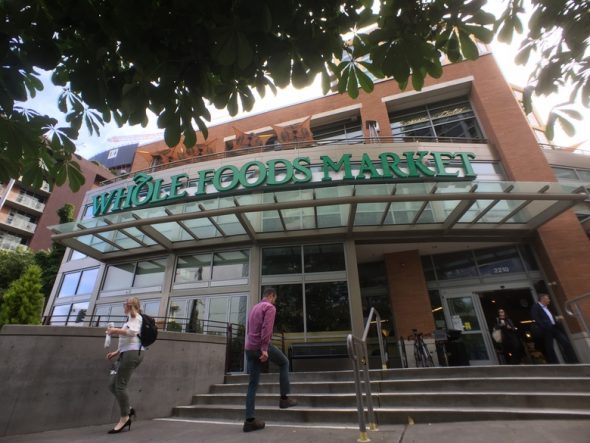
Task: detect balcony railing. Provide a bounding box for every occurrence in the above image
[100,135,489,186]
[4,217,36,233]
[0,238,27,250]
[14,194,45,212]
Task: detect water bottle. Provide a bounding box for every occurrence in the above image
[104,322,114,348]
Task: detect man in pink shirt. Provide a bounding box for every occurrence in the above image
[243,287,297,432]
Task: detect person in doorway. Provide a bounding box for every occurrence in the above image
[105,297,145,433]
[530,293,578,364]
[243,287,297,432]
[494,308,524,364]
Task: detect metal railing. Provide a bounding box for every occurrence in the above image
[565,292,590,336]
[41,314,246,373]
[346,307,387,442]
[99,135,489,186]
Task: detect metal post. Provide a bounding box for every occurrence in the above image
[361,344,377,431]
[347,335,370,443]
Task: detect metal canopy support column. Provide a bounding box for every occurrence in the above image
[348,188,357,233]
[470,184,515,224]
[131,214,173,250]
[379,185,397,226]
[165,208,200,241]
[233,198,256,241]
[103,219,150,247]
[273,195,287,231]
[412,184,438,224]
[497,185,550,225]
[443,184,478,230]
[198,204,227,237]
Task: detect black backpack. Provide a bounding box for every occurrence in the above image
[138,313,158,348]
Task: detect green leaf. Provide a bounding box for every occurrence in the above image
[545,112,556,140]
[522,86,534,114]
[498,20,514,44]
[458,30,479,61]
[236,32,253,70]
[356,68,373,93]
[227,91,238,116]
[183,127,196,148]
[216,30,238,66]
[411,69,425,91]
[321,68,331,95]
[164,124,181,147]
[347,67,359,99]
[556,114,575,137]
[559,109,583,120]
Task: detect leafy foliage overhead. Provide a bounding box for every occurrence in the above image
[1,0,588,191]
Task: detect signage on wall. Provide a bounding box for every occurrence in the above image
[92,151,477,217]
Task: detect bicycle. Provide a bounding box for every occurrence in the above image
[410,329,435,368]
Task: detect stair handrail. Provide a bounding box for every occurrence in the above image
[347,307,387,443]
[565,292,590,336]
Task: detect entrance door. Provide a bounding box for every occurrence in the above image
[441,292,496,365]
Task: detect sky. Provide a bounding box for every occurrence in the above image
[22,4,590,159]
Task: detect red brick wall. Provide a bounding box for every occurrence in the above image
[384,250,435,338]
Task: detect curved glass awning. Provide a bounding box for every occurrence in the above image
[50,181,587,261]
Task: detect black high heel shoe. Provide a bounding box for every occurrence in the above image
[129,408,136,420]
[107,417,131,434]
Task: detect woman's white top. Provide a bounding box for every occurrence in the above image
[117,315,143,353]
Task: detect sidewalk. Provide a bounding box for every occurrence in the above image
[1,418,588,443]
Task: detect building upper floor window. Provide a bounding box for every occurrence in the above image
[312,117,363,143]
[58,268,99,298]
[261,243,346,275]
[102,257,167,292]
[551,166,590,183]
[174,249,250,285]
[389,97,484,142]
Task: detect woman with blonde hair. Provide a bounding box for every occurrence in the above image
[105,297,144,433]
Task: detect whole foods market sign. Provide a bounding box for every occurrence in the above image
[92,151,476,217]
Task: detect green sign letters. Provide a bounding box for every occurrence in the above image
[92,151,476,217]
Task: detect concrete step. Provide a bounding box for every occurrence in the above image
[190,391,590,410]
[224,364,590,384]
[211,377,590,394]
[173,365,590,424]
[173,404,590,424]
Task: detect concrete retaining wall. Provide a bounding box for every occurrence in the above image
[0,325,227,437]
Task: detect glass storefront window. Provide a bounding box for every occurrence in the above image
[273,284,304,333]
[262,246,302,275]
[305,282,351,332]
[103,263,135,291]
[389,97,483,141]
[475,247,524,276]
[520,245,539,271]
[432,251,478,280]
[303,244,345,273]
[211,250,249,281]
[77,268,99,294]
[421,256,436,281]
[175,253,212,283]
[58,268,99,297]
[133,258,166,287]
[552,167,578,181]
[58,273,80,297]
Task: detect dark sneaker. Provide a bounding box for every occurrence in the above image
[243,419,265,432]
[279,398,298,409]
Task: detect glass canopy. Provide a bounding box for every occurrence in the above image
[50,181,587,261]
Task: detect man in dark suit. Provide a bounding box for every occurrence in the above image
[530,293,578,364]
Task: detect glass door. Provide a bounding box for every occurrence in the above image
[441,291,496,365]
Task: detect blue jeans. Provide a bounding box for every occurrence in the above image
[245,344,290,419]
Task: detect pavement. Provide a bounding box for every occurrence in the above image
[0,418,589,443]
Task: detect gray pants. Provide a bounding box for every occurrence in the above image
[109,351,144,417]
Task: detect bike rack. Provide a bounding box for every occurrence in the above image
[346,307,388,442]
